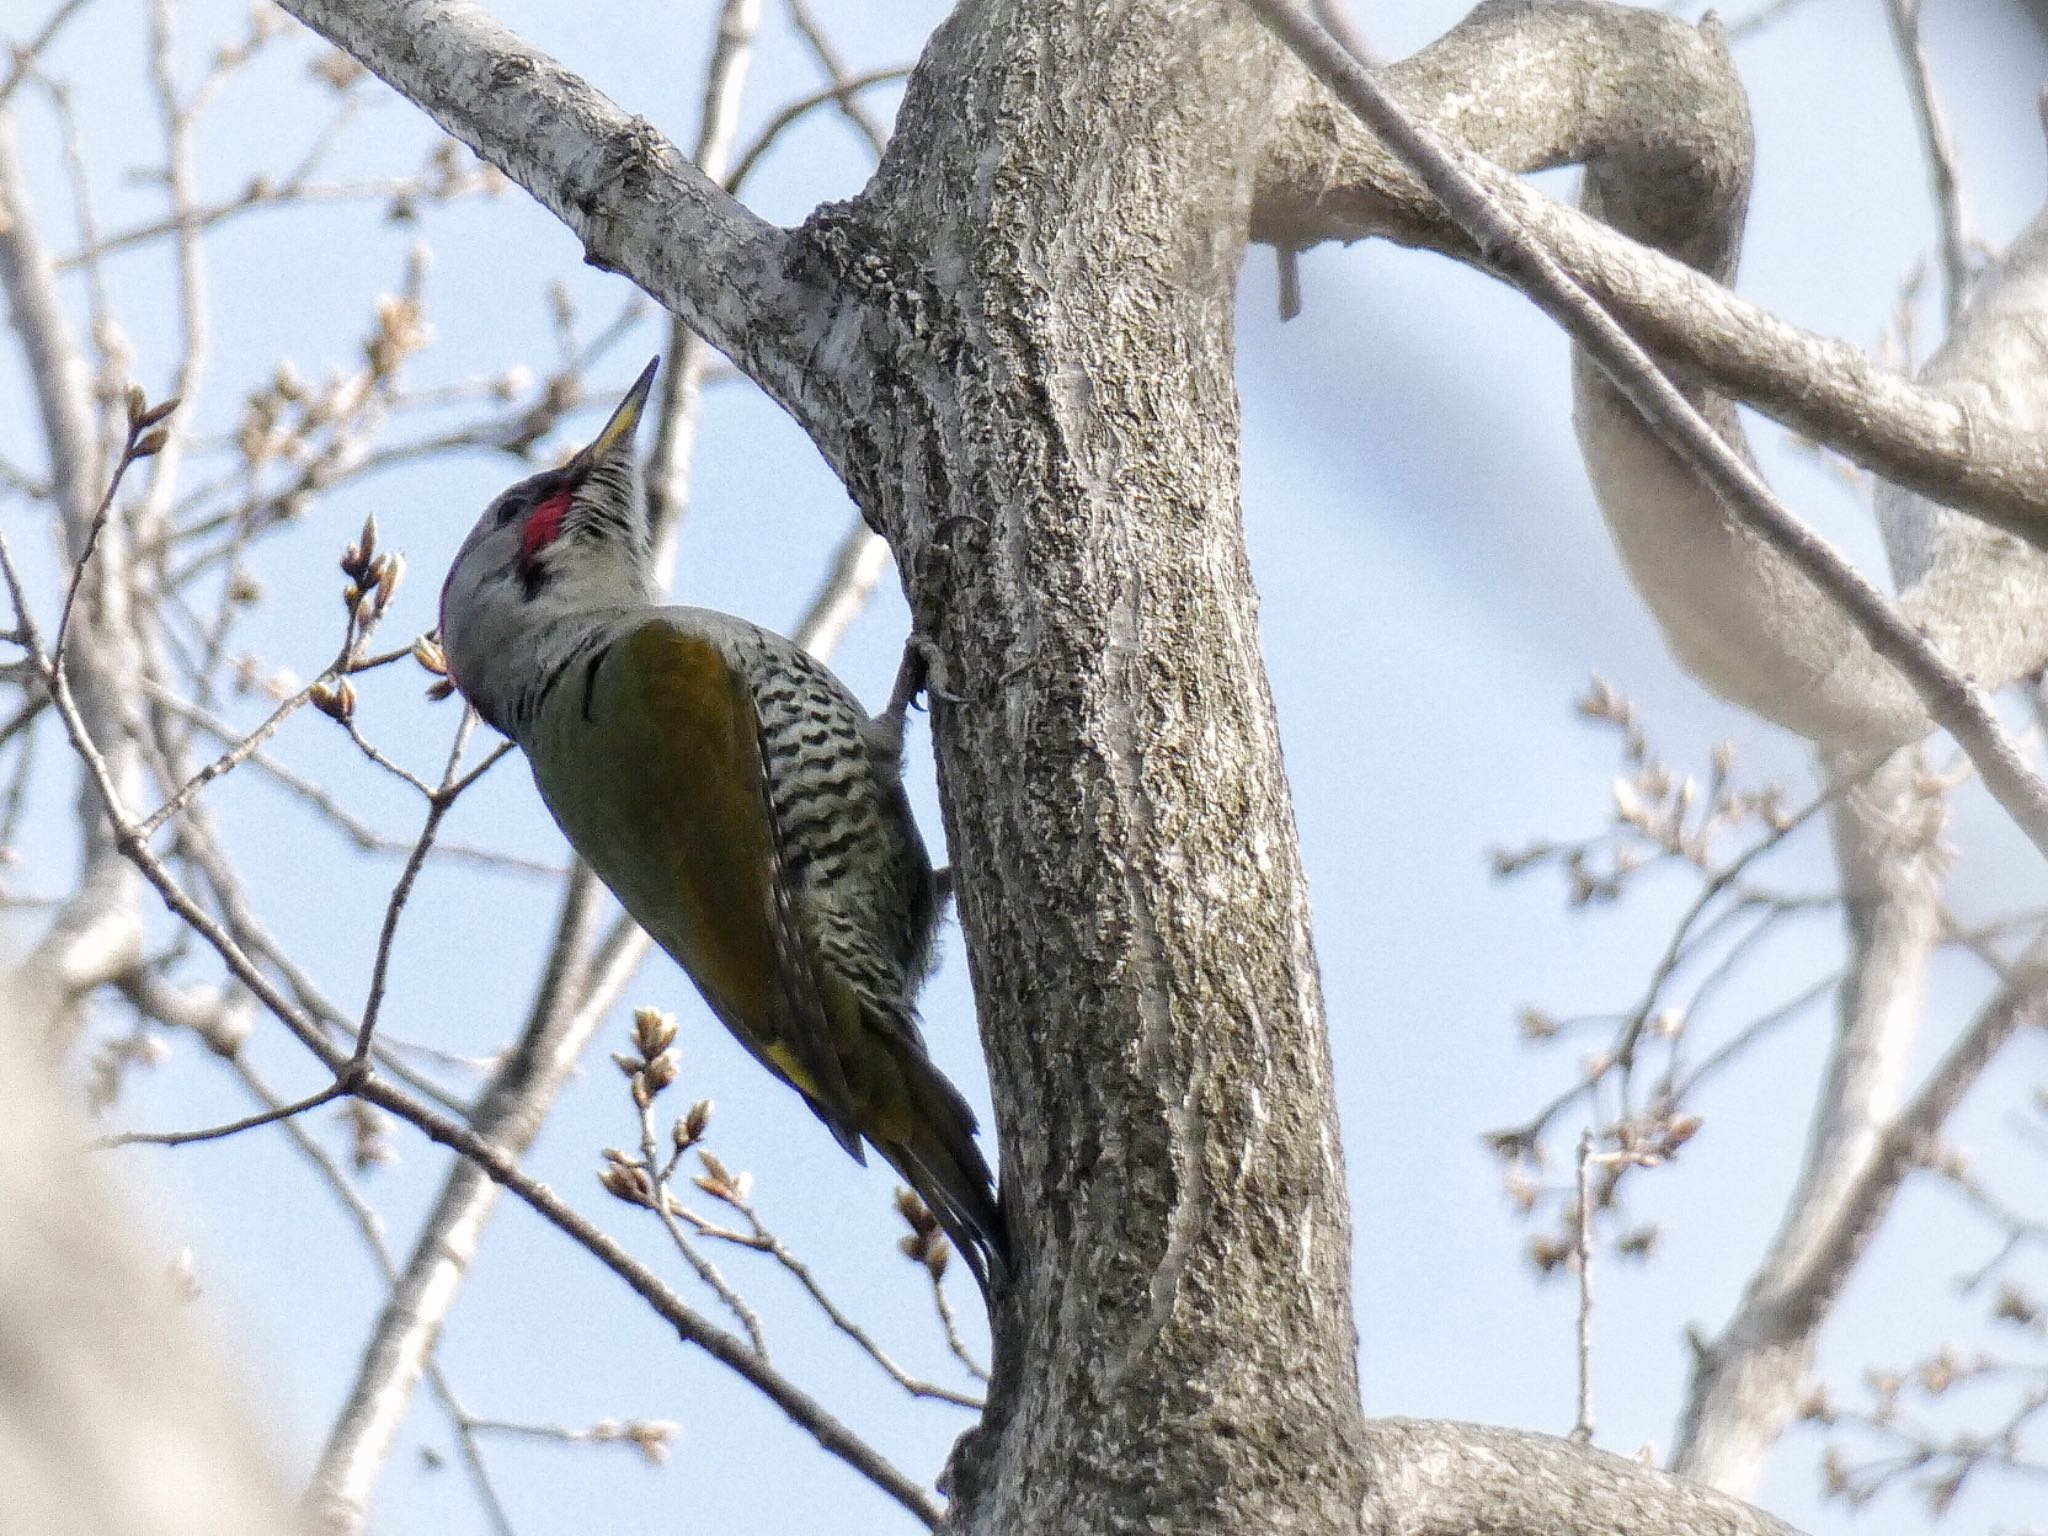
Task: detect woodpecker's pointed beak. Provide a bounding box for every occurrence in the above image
[569,356,659,477]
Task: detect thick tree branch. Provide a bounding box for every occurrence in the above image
[644,0,762,584]
[821,4,1368,1529]
[1762,929,2048,1343]
[1874,209,2048,692]
[1244,0,2048,848]
[1253,1,2048,544]
[1673,930,2047,1488]
[267,0,832,423]
[1358,1419,1803,1536]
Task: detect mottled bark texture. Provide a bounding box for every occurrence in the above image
[808,6,1367,1530]
[1357,1419,1806,1536]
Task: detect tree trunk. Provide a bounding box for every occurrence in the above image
[811,6,1369,1528]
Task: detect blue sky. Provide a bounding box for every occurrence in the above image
[5,0,2046,1531]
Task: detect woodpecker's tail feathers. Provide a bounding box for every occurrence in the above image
[881,1125,1009,1298]
[874,1050,1008,1297]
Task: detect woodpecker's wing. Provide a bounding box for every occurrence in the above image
[593,620,865,1158]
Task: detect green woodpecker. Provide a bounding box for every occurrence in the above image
[437,359,1006,1292]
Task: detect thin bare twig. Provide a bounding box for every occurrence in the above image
[139,0,211,553]
[1667,971,1839,1099]
[352,1072,946,1527]
[352,713,481,1069]
[724,67,911,196]
[1493,785,1834,1153]
[1572,1129,1596,1444]
[622,1035,771,1356]
[169,997,554,1535]
[99,1079,352,1149]
[676,1188,984,1408]
[0,0,95,108]
[52,412,163,679]
[465,1416,677,1463]
[1306,0,1377,65]
[783,0,890,155]
[141,683,558,873]
[135,674,323,840]
[1883,0,1974,323]
[927,1267,990,1386]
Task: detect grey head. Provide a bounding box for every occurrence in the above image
[437,357,660,733]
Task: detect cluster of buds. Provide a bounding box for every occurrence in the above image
[611,1007,681,1111]
[235,374,293,468]
[894,1188,952,1281]
[1613,1223,1661,1260]
[692,1150,752,1208]
[1576,674,1649,762]
[598,1147,657,1209]
[338,1099,398,1172]
[308,45,367,92]
[124,384,177,459]
[1500,681,1798,908]
[366,292,428,381]
[412,633,456,702]
[1992,1282,2040,1328]
[671,1096,713,1157]
[1501,1113,1685,1276]
[582,1417,678,1467]
[308,675,356,725]
[84,1026,172,1112]
[1524,1229,1576,1276]
[211,3,286,73]
[1615,1103,1703,1169]
[340,512,404,630]
[1800,1384,1839,1426]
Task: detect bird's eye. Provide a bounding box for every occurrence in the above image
[492,491,530,528]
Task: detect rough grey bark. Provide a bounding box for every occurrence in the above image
[1358,1419,1805,1536]
[816,7,1366,1529]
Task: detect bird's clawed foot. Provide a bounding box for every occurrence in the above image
[884,630,959,729]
